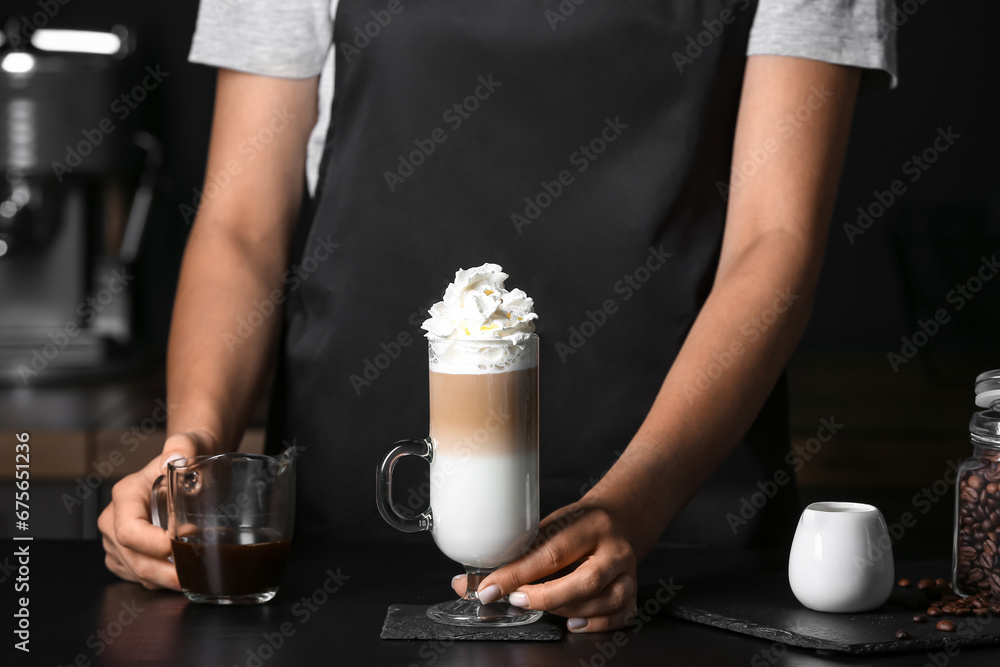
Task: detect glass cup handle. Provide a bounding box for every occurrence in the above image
[376,438,433,533]
[150,474,168,530]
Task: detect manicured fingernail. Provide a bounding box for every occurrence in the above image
[451,575,463,587]
[161,453,186,470]
[478,584,501,604]
[509,591,529,607]
[567,618,588,631]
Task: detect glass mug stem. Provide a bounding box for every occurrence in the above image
[462,567,493,601]
[376,438,433,533]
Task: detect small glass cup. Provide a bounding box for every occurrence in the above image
[376,335,542,627]
[151,448,296,605]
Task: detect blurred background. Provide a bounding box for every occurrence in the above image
[0,1,997,558]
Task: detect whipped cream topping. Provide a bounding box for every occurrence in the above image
[422,264,537,342]
[422,264,538,374]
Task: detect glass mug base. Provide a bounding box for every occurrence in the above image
[426,597,544,627]
[182,589,278,605]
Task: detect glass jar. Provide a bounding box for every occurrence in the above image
[953,370,1000,598]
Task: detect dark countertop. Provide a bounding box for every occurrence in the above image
[4,540,1000,667]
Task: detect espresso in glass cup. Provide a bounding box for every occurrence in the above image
[377,334,541,627]
[151,448,296,605]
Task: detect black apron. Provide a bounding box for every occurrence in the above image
[267,0,798,548]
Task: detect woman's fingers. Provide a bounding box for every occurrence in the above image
[448,565,638,632]
[112,468,173,561]
[102,535,136,582]
[99,442,201,591]
[100,502,140,584]
[477,526,592,604]
[120,550,182,590]
[451,574,468,597]
[565,604,639,634]
[161,433,203,467]
[547,571,637,619]
[508,556,620,611]
[449,503,641,635]
[101,531,180,590]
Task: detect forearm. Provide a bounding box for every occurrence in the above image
[166,219,294,451]
[164,69,318,452]
[591,236,817,555]
[479,57,866,635]
[588,56,861,555]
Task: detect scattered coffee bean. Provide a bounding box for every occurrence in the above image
[936,620,957,632]
[898,578,911,587]
[918,591,1000,620]
[895,630,911,640]
[912,614,927,623]
[917,578,935,590]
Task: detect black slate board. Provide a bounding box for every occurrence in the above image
[661,571,1000,655]
[380,604,564,641]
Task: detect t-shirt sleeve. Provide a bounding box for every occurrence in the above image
[188,0,333,78]
[747,0,898,94]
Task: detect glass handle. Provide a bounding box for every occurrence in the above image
[376,438,433,533]
[150,474,168,530]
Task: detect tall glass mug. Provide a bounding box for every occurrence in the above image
[377,334,541,627]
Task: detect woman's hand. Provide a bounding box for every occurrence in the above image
[98,430,217,590]
[452,498,641,633]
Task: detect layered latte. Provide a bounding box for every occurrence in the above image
[422,264,540,569]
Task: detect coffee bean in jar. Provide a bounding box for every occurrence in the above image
[953,370,1000,599]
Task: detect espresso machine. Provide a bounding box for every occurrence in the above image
[0,21,159,384]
